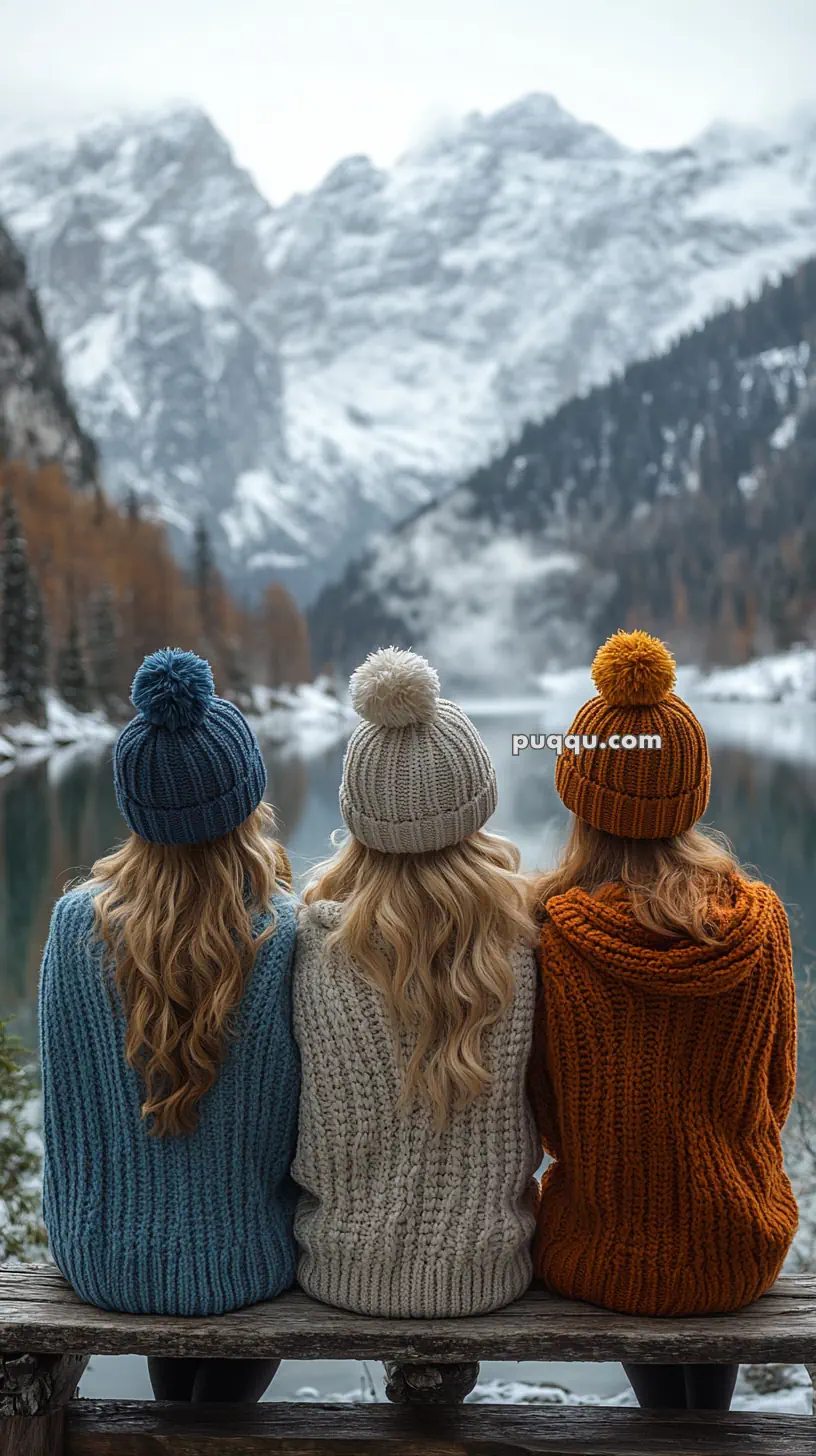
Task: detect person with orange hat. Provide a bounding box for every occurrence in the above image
[528,629,798,1413]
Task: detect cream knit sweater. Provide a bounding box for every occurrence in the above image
[292,899,540,1318]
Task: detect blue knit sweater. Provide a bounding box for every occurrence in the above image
[38,887,300,1316]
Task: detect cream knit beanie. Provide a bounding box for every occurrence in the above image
[340,647,498,854]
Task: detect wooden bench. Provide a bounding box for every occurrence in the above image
[1,1264,815,1455]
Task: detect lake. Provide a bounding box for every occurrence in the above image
[2,692,816,1402]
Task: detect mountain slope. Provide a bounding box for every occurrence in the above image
[0,220,97,489]
[308,258,816,685]
[0,107,288,563]
[2,97,816,599]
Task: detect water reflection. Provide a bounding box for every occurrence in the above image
[1,759,53,1014]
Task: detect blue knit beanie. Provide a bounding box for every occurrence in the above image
[113,648,267,846]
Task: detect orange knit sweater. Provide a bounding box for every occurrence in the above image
[529,876,798,1316]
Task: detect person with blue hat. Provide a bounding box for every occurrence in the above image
[39,648,299,1405]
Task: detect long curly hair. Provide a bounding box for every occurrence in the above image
[304,830,536,1128]
[531,817,747,945]
[86,801,291,1137]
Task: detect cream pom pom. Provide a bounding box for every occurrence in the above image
[350,646,440,728]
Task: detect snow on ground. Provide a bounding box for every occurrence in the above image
[466,1367,813,1413]
[535,648,816,706]
[0,679,357,775]
[695,645,816,703]
[292,1365,813,1411]
[697,698,816,769]
[248,678,358,760]
[536,665,594,699]
[0,691,117,772]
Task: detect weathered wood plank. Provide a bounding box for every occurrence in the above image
[0,1353,89,1417]
[64,1399,816,1456]
[1,1409,67,1456]
[0,1281,85,1307]
[1,1267,815,1364]
[0,1353,89,1456]
[6,1266,816,1306]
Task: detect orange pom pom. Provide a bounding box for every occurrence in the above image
[591,629,676,706]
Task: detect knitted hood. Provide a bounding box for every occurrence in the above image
[545,877,773,997]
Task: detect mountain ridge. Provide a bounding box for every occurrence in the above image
[2,94,816,600]
[307,255,816,686]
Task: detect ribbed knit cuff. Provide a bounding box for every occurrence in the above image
[297,1242,532,1318]
[117,754,267,846]
[555,754,710,839]
[50,1224,296,1317]
[340,771,498,854]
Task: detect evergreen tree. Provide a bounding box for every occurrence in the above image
[22,571,49,724]
[219,639,253,711]
[0,1019,45,1261]
[193,515,217,646]
[87,586,119,712]
[263,583,311,687]
[56,612,90,713]
[0,489,46,726]
[1,488,28,712]
[92,483,107,527]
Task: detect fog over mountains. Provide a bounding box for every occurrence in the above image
[1,95,815,610]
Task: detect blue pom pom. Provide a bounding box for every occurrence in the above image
[131,648,215,731]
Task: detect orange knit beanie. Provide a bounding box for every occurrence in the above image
[555,629,711,839]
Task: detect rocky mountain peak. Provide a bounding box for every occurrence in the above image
[319,153,384,193]
[1,97,815,606]
[466,91,625,159]
[690,116,781,163]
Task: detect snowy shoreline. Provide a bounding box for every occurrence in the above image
[296,1365,813,1412]
[0,691,117,776]
[0,678,358,775]
[1,648,814,778]
[245,678,358,759]
[536,644,816,706]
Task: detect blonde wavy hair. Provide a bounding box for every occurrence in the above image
[531,817,747,946]
[304,830,536,1128]
[86,801,292,1137]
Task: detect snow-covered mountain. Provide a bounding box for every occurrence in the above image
[0,220,97,489]
[309,259,816,686]
[1,95,816,599]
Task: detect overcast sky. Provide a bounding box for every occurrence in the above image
[3,0,816,202]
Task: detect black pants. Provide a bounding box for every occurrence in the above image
[148,1356,280,1403]
[623,1362,739,1411]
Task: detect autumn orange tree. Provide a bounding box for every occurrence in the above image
[0,461,313,719]
[257,582,312,689]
